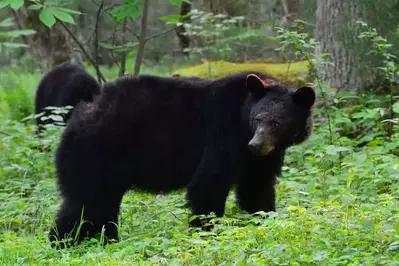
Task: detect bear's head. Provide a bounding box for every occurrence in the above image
[245,74,315,156]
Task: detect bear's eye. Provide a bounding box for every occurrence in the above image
[270,121,280,128]
[254,118,261,124]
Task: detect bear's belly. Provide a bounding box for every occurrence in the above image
[126,145,205,193]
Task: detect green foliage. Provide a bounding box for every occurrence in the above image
[0,13,397,264]
[0,85,398,264]
[2,0,194,30]
[0,50,398,264]
[0,66,39,121]
[0,17,35,51]
[164,8,262,62]
[111,0,143,24]
[0,0,81,28]
[358,21,399,89]
[111,0,191,24]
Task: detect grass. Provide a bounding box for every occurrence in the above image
[0,63,398,265]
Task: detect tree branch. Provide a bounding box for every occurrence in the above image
[58,20,107,83]
[144,13,204,43]
[94,0,104,84]
[145,24,180,43]
[119,17,128,77]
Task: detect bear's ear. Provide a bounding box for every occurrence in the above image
[293,86,316,109]
[246,74,267,98]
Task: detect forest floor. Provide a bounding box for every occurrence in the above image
[0,63,398,265]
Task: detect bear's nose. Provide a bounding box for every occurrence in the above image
[247,141,262,155]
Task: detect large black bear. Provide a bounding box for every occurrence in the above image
[34,62,101,130]
[49,72,315,247]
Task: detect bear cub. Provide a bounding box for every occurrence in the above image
[34,62,100,131]
[49,72,315,247]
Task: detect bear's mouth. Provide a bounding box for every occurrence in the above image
[247,142,275,156]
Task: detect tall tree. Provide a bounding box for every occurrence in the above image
[175,1,192,57]
[316,0,371,91]
[13,2,75,67]
[134,0,150,76]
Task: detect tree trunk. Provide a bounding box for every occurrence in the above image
[280,0,304,29]
[15,2,75,67]
[134,0,150,76]
[316,0,372,91]
[118,18,128,77]
[175,1,192,57]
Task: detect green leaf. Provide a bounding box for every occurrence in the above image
[393,102,399,114]
[49,115,64,122]
[168,0,191,7]
[355,154,367,164]
[0,0,12,9]
[2,42,28,48]
[112,3,141,22]
[362,220,374,232]
[39,8,56,28]
[0,17,14,27]
[27,4,42,11]
[325,145,351,156]
[160,14,185,24]
[10,0,23,10]
[3,29,36,37]
[233,254,247,266]
[52,8,75,24]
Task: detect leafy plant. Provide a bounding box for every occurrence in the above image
[357,21,399,137]
[0,17,35,51]
[0,0,81,28]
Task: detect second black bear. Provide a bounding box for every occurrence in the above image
[34,62,101,130]
[49,72,315,247]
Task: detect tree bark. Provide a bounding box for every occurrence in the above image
[175,1,192,57]
[280,0,304,29]
[316,0,372,91]
[15,2,75,67]
[134,0,150,76]
[118,18,128,77]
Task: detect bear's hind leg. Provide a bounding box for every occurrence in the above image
[49,194,123,248]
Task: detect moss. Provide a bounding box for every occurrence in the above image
[173,60,311,87]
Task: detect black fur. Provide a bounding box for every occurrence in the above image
[34,62,101,130]
[49,72,315,247]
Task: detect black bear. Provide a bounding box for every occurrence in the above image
[34,62,101,131]
[49,72,315,247]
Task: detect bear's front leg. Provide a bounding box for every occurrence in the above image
[235,174,276,213]
[186,142,240,229]
[235,149,285,214]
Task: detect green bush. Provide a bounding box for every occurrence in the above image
[0,66,41,121]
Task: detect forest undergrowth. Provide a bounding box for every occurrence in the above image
[0,61,398,265]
